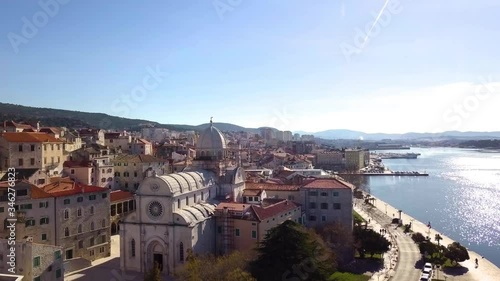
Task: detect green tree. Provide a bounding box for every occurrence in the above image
[445,242,470,265]
[143,262,161,281]
[353,226,391,258]
[250,220,336,281]
[411,232,426,244]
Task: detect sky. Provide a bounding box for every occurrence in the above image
[1,0,500,134]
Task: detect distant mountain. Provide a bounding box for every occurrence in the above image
[304,129,500,140]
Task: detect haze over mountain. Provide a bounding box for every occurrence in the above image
[1,102,499,140]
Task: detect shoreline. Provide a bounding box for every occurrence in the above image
[360,191,500,281]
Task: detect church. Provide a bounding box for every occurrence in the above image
[119,120,245,275]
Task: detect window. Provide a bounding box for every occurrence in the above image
[251,230,257,239]
[90,222,95,231]
[124,172,129,177]
[19,145,23,152]
[308,191,318,196]
[320,203,329,210]
[51,144,54,150]
[78,224,83,233]
[333,203,341,210]
[100,235,106,244]
[333,192,339,197]
[185,196,188,205]
[111,205,116,216]
[39,201,49,208]
[31,144,35,151]
[321,192,328,196]
[107,168,112,173]
[101,178,106,183]
[322,215,327,222]
[56,268,62,278]
[17,189,28,196]
[201,191,204,201]
[77,208,82,217]
[129,200,134,211]
[131,239,136,257]
[20,203,32,209]
[90,206,95,215]
[0,207,3,213]
[44,157,47,164]
[78,240,84,249]
[179,242,184,261]
[63,199,70,205]
[30,158,35,165]
[309,202,316,209]
[64,209,69,220]
[99,247,105,253]
[77,196,83,202]
[90,237,95,246]
[235,228,240,237]
[64,227,69,237]
[44,144,47,151]
[115,172,120,177]
[134,172,137,177]
[288,195,295,200]
[18,158,23,166]
[102,193,107,199]
[33,256,40,267]
[194,194,197,203]
[25,218,35,227]
[42,233,47,240]
[89,195,96,200]
[54,250,61,260]
[309,216,316,221]
[123,202,128,212]
[90,250,95,256]
[117,203,122,214]
[40,217,49,225]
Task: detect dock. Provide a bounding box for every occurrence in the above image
[339,172,429,177]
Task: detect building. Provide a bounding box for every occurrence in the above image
[2,121,34,132]
[119,121,246,277]
[63,158,114,189]
[0,239,64,281]
[77,129,105,145]
[112,154,167,192]
[110,190,135,235]
[345,149,366,171]
[283,131,293,142]
[315,151,344,171]
[0,168,49,187]
[244,182,301,202]
[40,178,111,261]
[0,132,65,175]
[301,178,353,229]
[130,139,153,155]
[214,199,302,254]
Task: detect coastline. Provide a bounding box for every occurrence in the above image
[360,191,500,281]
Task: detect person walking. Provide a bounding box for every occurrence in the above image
[475,258,479,267]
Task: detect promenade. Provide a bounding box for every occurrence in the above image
[359,191,500,281]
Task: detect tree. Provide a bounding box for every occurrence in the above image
[353,225,391,258]
[435,234,443,246]
[144,262,161,281]
[250,220,336,281]
[411,232,426,244]
[175,251,255,281]
[445,242,470,265]
[316,222,354,267]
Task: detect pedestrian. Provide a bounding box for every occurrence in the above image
[475,258,478,267]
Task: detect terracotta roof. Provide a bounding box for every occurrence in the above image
[0,168,39,181]
[302,178,352,189]
[242,189,263,196]
[0,180,53,199]
[39,127,61,134]
[3,121,33,130]
[40,178,107,197]
[0,132,63,143]
[113,154,162,163]
[245,182,300,191]
[251,199,300,221]
[110,190,134,202]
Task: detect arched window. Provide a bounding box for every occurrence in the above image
[179,242,184,262]
[78,224,82,233]
[101,219,106,228]
[64,227,69,237]
[90,222,95,231]
[131,239,136,257]
[64,209,69,220]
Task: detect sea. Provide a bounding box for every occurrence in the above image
[357,147,500,267]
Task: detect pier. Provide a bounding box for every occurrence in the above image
[339,172,429,177]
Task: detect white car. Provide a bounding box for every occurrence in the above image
[420,273,430,281]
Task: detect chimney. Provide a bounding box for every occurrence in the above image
[37,121,40,132]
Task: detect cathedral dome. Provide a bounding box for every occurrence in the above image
[196,122,227,150]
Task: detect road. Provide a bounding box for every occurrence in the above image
[356,199,422,281]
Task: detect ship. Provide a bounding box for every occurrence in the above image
[378,152,421,159]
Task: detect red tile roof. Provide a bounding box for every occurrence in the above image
[0,132,63,143]
[0,180,53,199]
[242,189,263,196]
[110,190,134,202]
[215,202,249,212]
[251,199,300,221]
[245,182,300,191]
[302,178,352,189]
[40,178,107,197]
[3,121,33,130]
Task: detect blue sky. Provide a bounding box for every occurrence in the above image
[1,0,499,133]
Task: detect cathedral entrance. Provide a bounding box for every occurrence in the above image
[153,253,163,272]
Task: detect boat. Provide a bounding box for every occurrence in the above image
[378,152,421,159]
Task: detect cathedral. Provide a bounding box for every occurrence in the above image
[119,121,245,275]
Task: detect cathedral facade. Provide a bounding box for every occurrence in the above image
[119,122,245,276]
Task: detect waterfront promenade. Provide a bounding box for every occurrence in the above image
[360,191,500,281]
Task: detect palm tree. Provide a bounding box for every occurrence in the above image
[435,234,443,246]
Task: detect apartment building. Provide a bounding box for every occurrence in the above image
[112,154,167,191]
[345,149,367,171]
[0,132,65,175]
[301,178,353,229]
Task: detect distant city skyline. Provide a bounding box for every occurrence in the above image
[2,0,499,134]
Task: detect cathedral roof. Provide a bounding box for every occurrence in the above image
[196,123,227,150]
[137,170,216,196]
[173,202,217,226]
